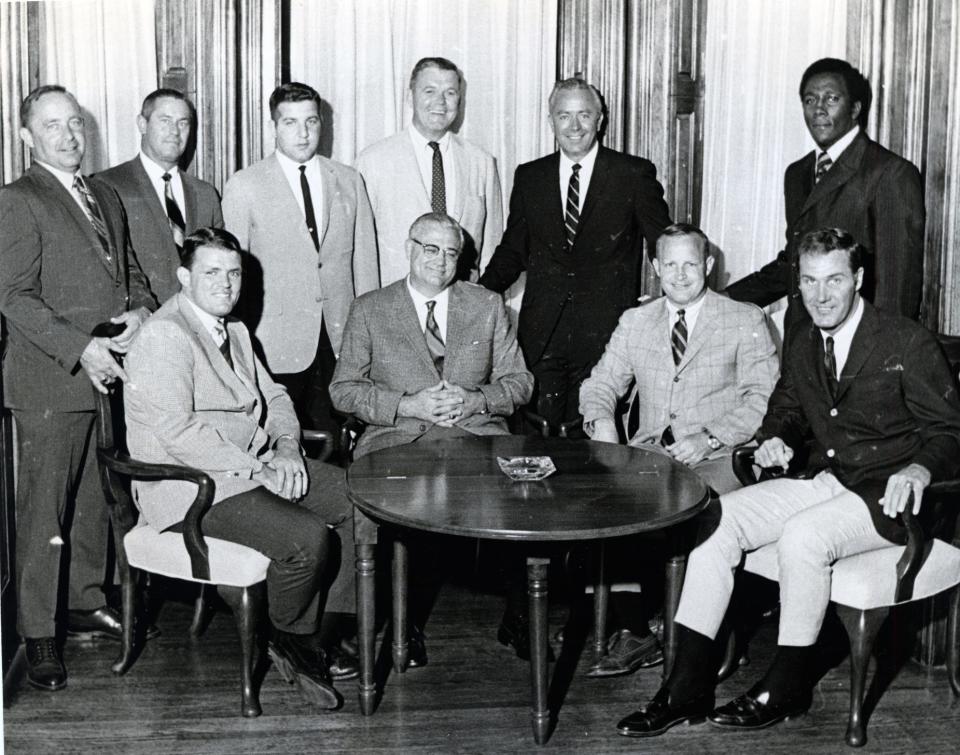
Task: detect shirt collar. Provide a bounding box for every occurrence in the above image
[34,159,80,192]
[823,126,859,163]
[139,152,179,180]
[664,289,708,320]
[182,294,225,339]
[405,276,451,309]
[409,124,451,153]
[275,149,319,176]
[559,140,599,173]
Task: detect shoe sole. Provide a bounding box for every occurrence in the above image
[586,651,665,677]
[707,708,808,730]
[267,644,342,711]
[27,675,67,692]
[618,714,707,737]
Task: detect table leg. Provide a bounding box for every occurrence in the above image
[590,541,609,673]
[527,555,551,744]
[392,538,409,673]
[354,508,379,715]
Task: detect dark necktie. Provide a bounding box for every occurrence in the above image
[428,141,446,215]
[299,165,320,251]
[72,175,112,263]
[564,163,581,249]
[424,300,445,373]
[671,309,687,366]
[162,172,186,250]
[815,151,833,183]
[215,323,234,370]
[824,335,838,395]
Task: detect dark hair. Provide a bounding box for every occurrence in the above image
[180,227,243,269]
[140,88,194,120]
[797,227,864,273]
[548,77,603,112]
[409,57,462,90]
[409,212,465,249]
[268,82,322,121]
[655,223,710,259]
[20,85,70,128]
[799,58,871,128]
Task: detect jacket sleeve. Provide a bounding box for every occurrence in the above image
[475,292,533,415]
[756,348,812,454]
[353,171,381,294]
[478,166,528,293]
[221,176,251,251]
[578,312,636,431]
[478,155,504,278]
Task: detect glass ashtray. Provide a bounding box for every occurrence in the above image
[496,456,557,482]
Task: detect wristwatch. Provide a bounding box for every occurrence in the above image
[703,429,722,451]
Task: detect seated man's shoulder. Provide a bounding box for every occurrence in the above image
[711,292,769,323]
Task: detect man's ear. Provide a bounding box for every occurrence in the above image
[704,255,715,278]
[404,238,415,262]
[651,258,661,278]
[136,114,148,137]
[18,126,34,150]
[854,267,864,291]
[176,266,191,290]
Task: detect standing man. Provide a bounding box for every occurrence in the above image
[99,89,223,302]
[0,85,157,691]
[616,228,960,739]
[356,57,503,285]
[726,58,925,338]
[223,82,379,436]
[480,78,671,431]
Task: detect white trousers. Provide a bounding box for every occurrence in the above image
[674,471,891,646]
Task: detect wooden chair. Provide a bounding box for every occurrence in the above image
[93,386,333,717]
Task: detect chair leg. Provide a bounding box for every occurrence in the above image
[112,566,139,675]
[219,584,264,718]
[947,586,960,697]
[190,584,213,637]
[836,604,888,748]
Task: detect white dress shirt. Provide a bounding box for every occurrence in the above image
[408,126,457,214]
[819,125,860,173]
[139,152,186,219]
[664,291,707,343]
[183,296,227,345]
[406,277,450,341]
[819,294,864,377]
[558,141,599,213]
[275,150,324,231]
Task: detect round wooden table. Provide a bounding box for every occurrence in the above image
[347,435,713,744]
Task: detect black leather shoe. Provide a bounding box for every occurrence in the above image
[497,614,556,662]
[708,688,811,729]
[67,606,160,642]
[268,631,342,711]
[617,687,714,737]
[587,629,663,678]
[407,624,428,668]
[327,643,359,681]
[25,637,67,691]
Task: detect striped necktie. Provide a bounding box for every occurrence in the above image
[214,323,234,370]
[671,309,687,366]
[162,173,186,250]
[429,141,446,215]
[72,175,112,263]
[564,163,581,249]
[424,300,445,373]
[815,150,833,183]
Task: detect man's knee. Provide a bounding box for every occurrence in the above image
[778,516,826,563]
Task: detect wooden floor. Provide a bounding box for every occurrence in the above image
[3,571,960,754]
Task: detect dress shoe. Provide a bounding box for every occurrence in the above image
[25,637,67,691]
[497,614,555,662]
[708,688,812,729]
[268,631,342,711]
[407,624,428,668]
[617,687,714,737]
[67,606,160,642]
[587,628,663,677]
[326,643,359,681]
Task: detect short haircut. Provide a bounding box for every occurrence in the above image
[180,227,243,270]
[408,212,465,250]
[797,227,864,273]
[655,223,710,259]
[268,82,322,121]
[799,58,871,128]
[409,57,462,90]
[548,77,603,113]
[140,88,194,120]
[20,84,70,128]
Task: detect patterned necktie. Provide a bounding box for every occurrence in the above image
[162,172,186,250]
[299,165,320,251]
[815,150,833,183]
[424,300,445,373]
[214,323,234,370]
[428,141,446,215]
[824,335,838,395]
[671,309,687,366]
[72,175,112,262]
[564,163,581,249]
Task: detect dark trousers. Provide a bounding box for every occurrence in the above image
[531,305,596,431]
[168,459,355,635]
[13,410,108,638]
[275,321,339,436]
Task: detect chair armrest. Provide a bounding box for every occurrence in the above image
[96,447,216,581]
[731,446,760,486]
[301,429,334,464]
[520,407,551,438]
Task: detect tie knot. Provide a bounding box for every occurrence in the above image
[298,165,307,174]
[676,309,686,319]
[162,172,172,182]
[572,163,581,174]
[825,335,835,351]
[426,300,437,314]
[73,175,84,190]
[428,141,441,153]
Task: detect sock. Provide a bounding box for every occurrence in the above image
[611,593,652,638]
[663,624,716,700]
[751,644,816,703]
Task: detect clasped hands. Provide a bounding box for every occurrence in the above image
[591,419,713,464]
[254,438,307,501]
[80,308,150,394]
[398,380,486,427]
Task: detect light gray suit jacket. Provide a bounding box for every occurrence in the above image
[356,129,503,285]
[124,293,301,532]
[579,289,779,456]
[222,153,379,373]
[98,156,223,302]
[329,279,533,458]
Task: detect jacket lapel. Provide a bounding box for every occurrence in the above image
[266,154,314,248]
[181,173,199,231]
[131,158,174,237]
[316,157,334,250]
[449,138,467,223]
[576,146,608,233]
[541,153,567,249]
[176,294,250,394]
[443,283,467,375]
[392,282,438,375]
[677,291,719,371]
[796,131,867,220]
[835,301,880,402]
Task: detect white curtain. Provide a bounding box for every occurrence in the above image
[701,0,847,311]
[37,0,157,173]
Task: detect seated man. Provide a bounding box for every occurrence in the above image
[124,228,357,711]
[617,227,960,738]
[580,222,779,677]
[329,211,533,660]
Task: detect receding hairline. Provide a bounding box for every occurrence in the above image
[548,79,603,113]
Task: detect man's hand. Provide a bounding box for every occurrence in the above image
[397,381,464,423]
[435,381,486,427]
[80,337,130,394]
[269,438,308,501]
[589,419,620,444]
[880,463,932,518]
[665,431,712,465]
[754,437,794,472]
[108,307,150,350]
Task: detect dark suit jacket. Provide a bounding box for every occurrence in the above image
[479,146,671,366]
[726,132,925,335]
[758,301,960,542]
[98,157,223,302]
[0,163,157,412]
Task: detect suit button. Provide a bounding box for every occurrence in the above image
[567,272,575,277]
[669,413,676,419]
[830,408,838,417]
[419,424,427,432]
[316,296,322,302]
[826,449,835,458]
[673,376,680,383]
